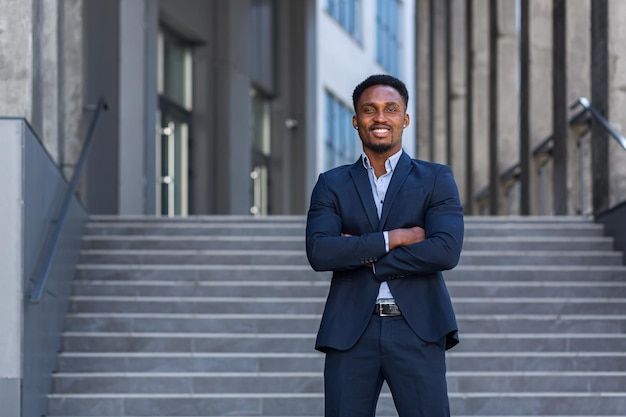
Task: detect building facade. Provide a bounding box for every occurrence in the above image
[415,0,626,215]
[2,0,626,219]
[0,0,416,217]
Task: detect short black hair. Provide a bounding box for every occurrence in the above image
[352,74,409,113]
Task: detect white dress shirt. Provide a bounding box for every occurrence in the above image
[361,149,403,302]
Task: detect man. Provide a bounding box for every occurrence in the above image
[305,74,464,417]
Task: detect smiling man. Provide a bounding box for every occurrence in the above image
[306,74,465,417]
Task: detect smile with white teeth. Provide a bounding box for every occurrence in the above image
[371,128,390,137]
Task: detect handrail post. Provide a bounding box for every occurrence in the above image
[29,97,108,303]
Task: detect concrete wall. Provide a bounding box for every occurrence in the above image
[449,0,467,204]
[469,0,490,213]
[419,0,626,214]
[118,0,155,215]
[0,119,86,417]
[84,0,120,214]
[0,120,25,417]
[0,0,85,176]
[608,0,626,208]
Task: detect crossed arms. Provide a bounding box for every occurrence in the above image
[305,164,464,281]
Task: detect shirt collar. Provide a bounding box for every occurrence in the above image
[361,149,403,173]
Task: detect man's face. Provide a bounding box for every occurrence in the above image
[353,84,409,156]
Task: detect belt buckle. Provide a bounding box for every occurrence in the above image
[376,302,400,317]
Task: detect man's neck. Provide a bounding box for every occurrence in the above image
[364,149,399,178]
[363,150,391,178]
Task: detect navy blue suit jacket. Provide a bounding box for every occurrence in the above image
[306,151,464,352]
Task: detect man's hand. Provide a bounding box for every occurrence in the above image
[388,226,425,250]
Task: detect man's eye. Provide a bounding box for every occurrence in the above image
[387,107,398,112]
[364,108,374,113]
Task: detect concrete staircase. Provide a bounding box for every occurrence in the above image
[47,215,626,416]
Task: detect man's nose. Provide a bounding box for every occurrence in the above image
[373,109,387,122]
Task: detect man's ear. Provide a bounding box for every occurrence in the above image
[403,114,410,128]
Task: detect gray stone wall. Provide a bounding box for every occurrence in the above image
[608,0,626,207]
[415,0,626,214]
[0,0,85,179]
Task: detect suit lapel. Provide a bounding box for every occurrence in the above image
[379,152,412,229]
[350,158,380,231]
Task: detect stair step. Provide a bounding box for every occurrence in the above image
[60,331,626,353]
[82,235,614,252]
[82,235,305,251]
[49,216,626,417]
[78,249,623,266]
[85,222,307,237]
[75,264,626,282]
[62,312,626,334]
[71,280,331,297]
[55,351,626,372]
[79,249,309,265]
[67,295,626,315]
[52,371,626,394]
[69,279,626,298]
[46,392,626,416]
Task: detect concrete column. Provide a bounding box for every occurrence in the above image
[39,0,61,161]
[416,0,431,161]
[0,121,24,417]
[118,0,149,214]
[470,0,491,214]
[608,0,626,208]
[566,1,591,105]
[273,0,308,214]
[449,0,467,203]
[567,0,591,214]
[464,0,475,213]
[590,0,609,214]
[430,0,447,164]
[214,0,253,214]
[60,0,85,180]
[552,0,568,215]
[497,0,519,214]
[528,0,553,214]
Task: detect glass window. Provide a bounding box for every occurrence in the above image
[250,0,274,91]
[158,28,193,110]
[326,0,361,41]
[250,88,272,216]
[156,27,194,216]
[324,90,360,170]
[376,0,400,75]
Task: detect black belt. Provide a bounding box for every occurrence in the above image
[373,302,402,317]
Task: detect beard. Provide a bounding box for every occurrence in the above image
[365,141,393,154]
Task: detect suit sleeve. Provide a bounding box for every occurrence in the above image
[373,165,464,281]
[306,173,387,272]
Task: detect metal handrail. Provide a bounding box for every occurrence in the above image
[30,97,108,303]
[474,108,588,202]
[571,97,626,151]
